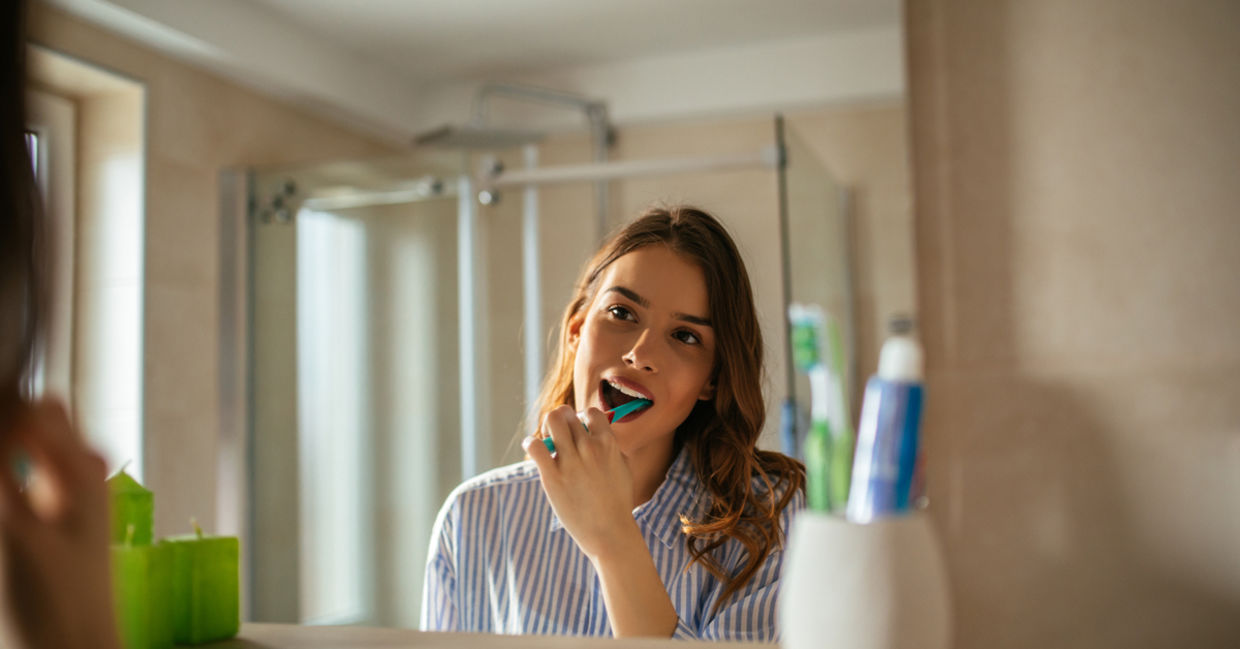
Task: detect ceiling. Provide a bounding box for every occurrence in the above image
[41,0,903,142]
[245,0,900,84]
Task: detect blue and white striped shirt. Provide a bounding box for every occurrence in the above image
[420,447,803,642]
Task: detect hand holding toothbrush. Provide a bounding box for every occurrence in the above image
[524,405,638,560]
[539,397,651,455]
[523,405,678,637]
[0,399,120,649]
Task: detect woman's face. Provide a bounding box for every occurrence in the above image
[570,245,717,459]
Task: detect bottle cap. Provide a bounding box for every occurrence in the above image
[878,315,923,381]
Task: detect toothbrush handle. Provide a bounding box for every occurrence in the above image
[541,401,650,456]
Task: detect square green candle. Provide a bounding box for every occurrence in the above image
[111,536,173,649]
[164,523,240,644]
[108,469,153,546]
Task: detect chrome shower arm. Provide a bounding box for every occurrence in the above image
[469,82,607,129]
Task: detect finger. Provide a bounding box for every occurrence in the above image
[33,400,104,489]
[10,401,85,491]
[522,434,556,477]
[0,436,36,528]
[582,407,612,441]
[82,448,108,485]
[0,469,33,526]
[10,402,105,524]
[543,407,578,462]
[577,407,614,459]
[0,488,39,553]
[32,399,88,459]
[562,405,591,440]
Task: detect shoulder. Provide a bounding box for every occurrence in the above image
[459,459,542,490]
[429,461,544,564]
[441,460,544,515]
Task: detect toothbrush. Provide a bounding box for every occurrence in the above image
[789,304,853,512]
[541,399,652,454]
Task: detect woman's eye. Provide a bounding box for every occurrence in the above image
[607,305,635,321]
[674,330,701,345]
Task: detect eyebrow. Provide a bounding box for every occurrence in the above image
[604,286,713,327]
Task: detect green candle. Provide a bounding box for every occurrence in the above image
[164,520,240,644]
[112,526,174,649]
[108,468,153,546]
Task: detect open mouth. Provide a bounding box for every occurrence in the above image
[599,378,653,422]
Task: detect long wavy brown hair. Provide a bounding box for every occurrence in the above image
[1,0,45,428]
[531,205,805,608]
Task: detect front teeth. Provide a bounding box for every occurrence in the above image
[608,379,648,401]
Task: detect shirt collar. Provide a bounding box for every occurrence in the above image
[548,446,703,550]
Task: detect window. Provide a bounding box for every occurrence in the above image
[28,49,145,481]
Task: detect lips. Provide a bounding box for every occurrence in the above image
[598,376,654,422]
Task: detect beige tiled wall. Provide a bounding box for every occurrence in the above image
[28,3,397,539]
[907,1,1240,646]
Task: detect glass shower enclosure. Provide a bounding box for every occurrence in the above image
[229,116,850,627]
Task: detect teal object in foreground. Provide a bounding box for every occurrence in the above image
[542,399,652,455]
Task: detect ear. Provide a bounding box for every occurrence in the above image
[697,379,716,401]
[567,312,585,348]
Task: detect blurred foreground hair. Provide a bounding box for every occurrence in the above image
[0,0,45,426]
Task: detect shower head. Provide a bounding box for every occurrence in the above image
[413,124,545,150]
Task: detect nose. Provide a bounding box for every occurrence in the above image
[622,328,659,372]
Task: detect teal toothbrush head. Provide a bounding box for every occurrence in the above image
[608,398,653,424]
[541,399,652,454]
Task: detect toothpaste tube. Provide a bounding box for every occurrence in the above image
[846,318,925,523]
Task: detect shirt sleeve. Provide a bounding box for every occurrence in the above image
[420,495,459,631]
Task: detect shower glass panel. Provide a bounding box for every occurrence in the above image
[249,154,464,627]
[244,115,850,629]
[778,120,854,457]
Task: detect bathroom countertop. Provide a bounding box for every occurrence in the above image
[212,623,771,648]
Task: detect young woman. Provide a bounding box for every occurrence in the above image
[421,205,805,641]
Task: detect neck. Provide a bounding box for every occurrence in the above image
[625,440,678,507]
